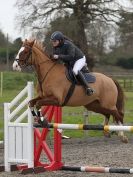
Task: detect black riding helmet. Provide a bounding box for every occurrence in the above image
[50,31,64,41]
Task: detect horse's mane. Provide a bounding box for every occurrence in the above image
[33,40,44,52]
[33,40,50,58]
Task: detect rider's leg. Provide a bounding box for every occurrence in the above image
[73,56,86,75]
[73,56,94,96]
[78,70,94,96]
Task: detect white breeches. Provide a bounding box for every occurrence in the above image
[73,56,86,75]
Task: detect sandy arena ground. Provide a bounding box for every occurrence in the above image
[0,135,133,177]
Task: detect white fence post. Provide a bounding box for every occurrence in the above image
[27,82,34,168]
[4,103,10,171]
[0,72,3,97]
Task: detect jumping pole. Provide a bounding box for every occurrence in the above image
[34,123,133,132]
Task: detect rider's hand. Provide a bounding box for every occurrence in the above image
[53,55,59,59]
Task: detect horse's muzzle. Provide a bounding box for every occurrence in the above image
[12,60,21,71]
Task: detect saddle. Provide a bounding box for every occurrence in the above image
[66,66,96,85]
[62,66,96,106]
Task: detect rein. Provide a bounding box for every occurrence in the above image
[35,61,57,93]
[38,60,50,65]
[38,61,57,84]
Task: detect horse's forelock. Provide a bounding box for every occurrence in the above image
[22,39,49,58]
[22,39,36,48]
[22,39,30,46]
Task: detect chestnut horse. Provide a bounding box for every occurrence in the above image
[13,39,128,143]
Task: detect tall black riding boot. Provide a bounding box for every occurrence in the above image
[78,71,94,96]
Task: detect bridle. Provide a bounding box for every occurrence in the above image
[15,43,57,89]
[15,45,32,67]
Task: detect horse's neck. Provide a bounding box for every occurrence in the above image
[32,47,54,80]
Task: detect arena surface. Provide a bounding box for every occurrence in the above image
[0,136,133,177]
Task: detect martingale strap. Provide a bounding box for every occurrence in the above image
[62,83,75,106]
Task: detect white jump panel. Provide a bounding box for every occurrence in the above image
[4,82,34,171]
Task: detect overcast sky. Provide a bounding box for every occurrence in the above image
[0,0,20,41]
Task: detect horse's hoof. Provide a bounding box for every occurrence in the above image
[38,117,48,128]
[121,136,129,143]
[119,135,129,143]
[103,131,111,138]
[111,131,117,135]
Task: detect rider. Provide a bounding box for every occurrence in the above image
[50,31,94,96]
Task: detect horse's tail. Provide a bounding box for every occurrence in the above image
[113,79,125,117]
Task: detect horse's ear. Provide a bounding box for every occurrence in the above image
[30,40,35,47]
[23,39,28,45]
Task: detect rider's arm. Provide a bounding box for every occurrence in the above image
[58,44,75,61]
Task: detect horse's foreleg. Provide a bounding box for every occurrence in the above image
[32,97,60,127]
[28,96,42,118]
[29,97,41,107]
[29,96,59,118]
[35,97,60,110]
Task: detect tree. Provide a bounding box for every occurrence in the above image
[117,11,133,49]
[104,11,133,65]
[13,37,22,50]
[0,29,7,47]
[44,15,88,54]
[0,33,22,64]
[15,0,130,69]
[86,20,112,57]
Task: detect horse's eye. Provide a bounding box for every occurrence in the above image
[20,49,27,54]
[25,48,30,53]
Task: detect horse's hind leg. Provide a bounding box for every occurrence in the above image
[85,102,128,143]
[103,114,111,138]
[84,101,111,138]
[111,110,128,143]
[103,109,128,143]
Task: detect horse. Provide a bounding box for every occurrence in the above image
[12,39,128,143]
